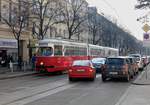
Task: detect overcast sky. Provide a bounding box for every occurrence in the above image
[86,0,149,40]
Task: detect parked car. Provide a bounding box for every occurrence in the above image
[91,57,106,73]
[127,57,139,75]
[68,60,96,81]
[101,57,134,82]
[129,54,144,70]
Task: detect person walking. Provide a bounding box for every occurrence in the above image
[7,55,13,68]
[31,54,36,70]
[18,56,22,70]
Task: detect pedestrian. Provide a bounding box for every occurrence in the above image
[1,55,7,67]
[31,54,36,70]
[7,55,13,66]
[18,56,22,70]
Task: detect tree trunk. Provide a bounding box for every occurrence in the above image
[17,39,20,61]
[68,30,72,39]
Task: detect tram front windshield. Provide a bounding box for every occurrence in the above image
[38,47,53,56]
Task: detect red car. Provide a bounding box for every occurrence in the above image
[68,60,96,81]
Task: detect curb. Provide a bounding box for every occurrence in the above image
[0,72,38,80]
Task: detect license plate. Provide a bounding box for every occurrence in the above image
[77,69,85,72]
[109,72,118,75]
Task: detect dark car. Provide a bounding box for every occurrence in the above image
[91,58,106,73]
[101,57,134,82]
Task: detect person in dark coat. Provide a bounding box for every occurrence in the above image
[31,54,36,70]
[18,56,22,70]
[7,55,13,68]
[1,55,7,67]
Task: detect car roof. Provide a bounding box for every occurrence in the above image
[125,56,134,58]
[73,60,91,62]
[107,56,127,59]
[92,57,106,59]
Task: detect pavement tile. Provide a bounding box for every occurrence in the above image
[116,85,150,105]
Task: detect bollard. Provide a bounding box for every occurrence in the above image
[9,61,13,72]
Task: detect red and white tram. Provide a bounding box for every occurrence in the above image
[35,39,118,73]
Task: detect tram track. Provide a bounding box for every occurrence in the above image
[1,74,101,105]
[0,78,69,105]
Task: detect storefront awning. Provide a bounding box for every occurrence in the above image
[0,39,17,48]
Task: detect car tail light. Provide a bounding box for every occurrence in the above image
[122,65,128,72]
[69,69,73,72]
[89,69,93,72]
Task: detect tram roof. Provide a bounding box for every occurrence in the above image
[38,39,118,50]
[39,39,87,46]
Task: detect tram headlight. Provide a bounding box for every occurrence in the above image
[40,62,44,65]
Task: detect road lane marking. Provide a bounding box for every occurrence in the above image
[115,86,132,105]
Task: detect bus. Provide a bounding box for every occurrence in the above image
[35,39,118,73]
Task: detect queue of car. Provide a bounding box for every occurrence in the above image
[68,54,148,82]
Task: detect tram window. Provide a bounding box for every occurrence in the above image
[38,47,53,56]
[64,46,87,56]
[54,45,62,56]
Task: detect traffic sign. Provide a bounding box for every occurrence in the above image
[144,33,149,40]
[142,24,150,32]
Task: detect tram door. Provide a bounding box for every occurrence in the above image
[54,45,63,56]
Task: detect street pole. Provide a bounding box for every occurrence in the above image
[145,47,148,79]
[87,28,90,60]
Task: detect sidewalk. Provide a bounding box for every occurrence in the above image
[116,64,150,105]
[0,67,37,80]
[132,64,150,85]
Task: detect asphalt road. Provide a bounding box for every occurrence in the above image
[0,73,132,105]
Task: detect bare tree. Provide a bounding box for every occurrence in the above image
[87,8,102,45]
[31,0,62,40]
[61,0,88,39]
[2,0,29,63]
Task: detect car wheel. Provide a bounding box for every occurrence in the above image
[90,77,95,81]
[102,75,106,82]
[136,70,139,74]
[69,77,74,81]
[134,70,136,76]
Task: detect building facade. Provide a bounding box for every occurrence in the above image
[0,0,91,65]
[0,0,30,63]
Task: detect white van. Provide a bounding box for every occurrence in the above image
[129,54,144,70]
